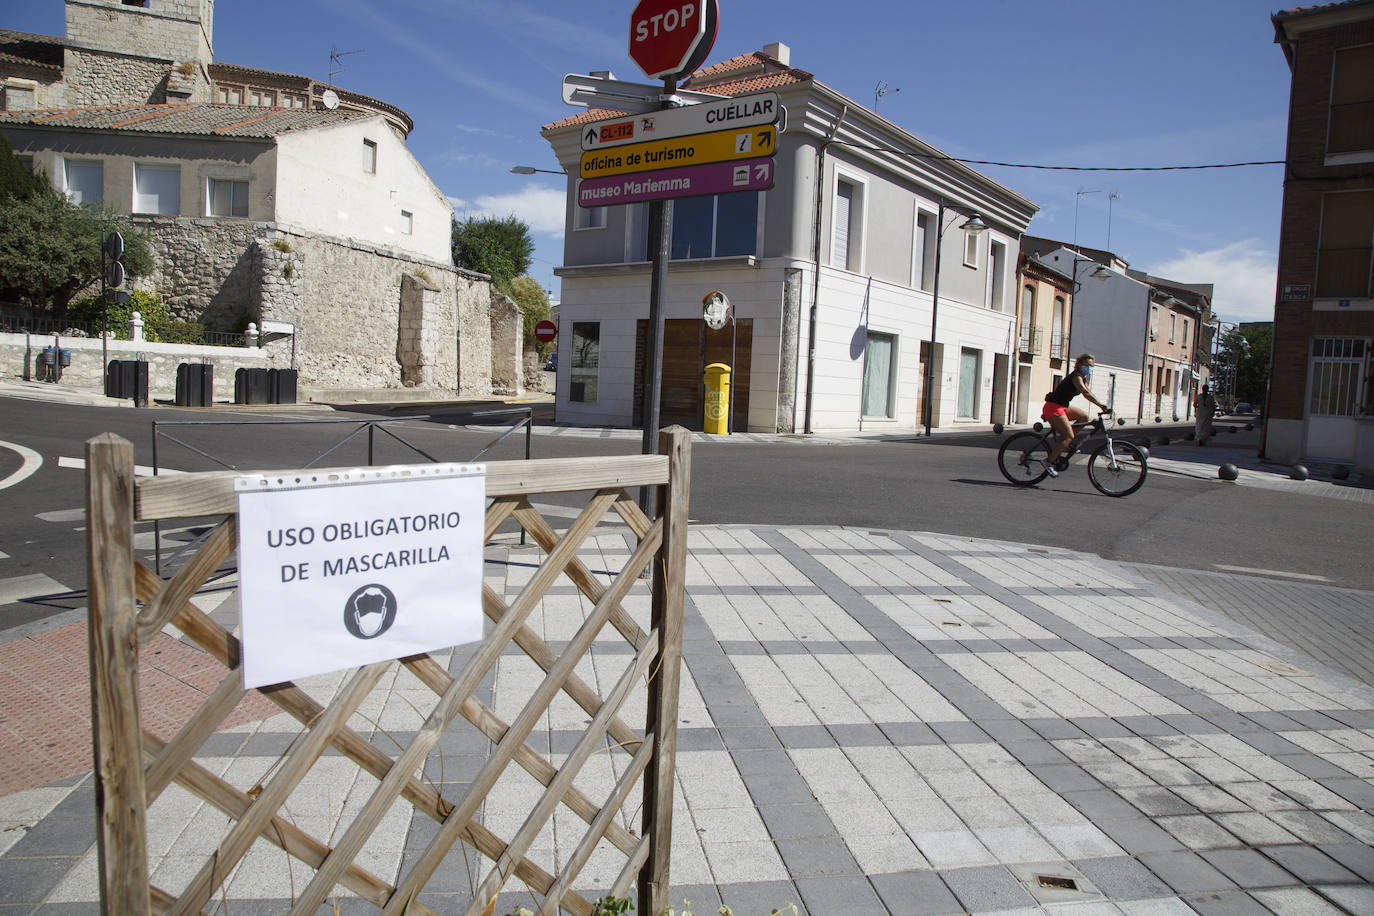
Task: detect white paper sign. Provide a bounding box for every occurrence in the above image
[234,464,486,688]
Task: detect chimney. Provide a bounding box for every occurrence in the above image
[762,42,790,66]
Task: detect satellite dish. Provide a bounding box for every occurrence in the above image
[321,89,339,110]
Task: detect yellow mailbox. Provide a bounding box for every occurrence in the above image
[703,363,730,434]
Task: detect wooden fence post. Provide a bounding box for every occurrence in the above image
[85,433,150,914]
[639,426,691,916]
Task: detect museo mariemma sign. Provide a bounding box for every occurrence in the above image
[235,464,486,688]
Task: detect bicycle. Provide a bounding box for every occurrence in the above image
[997,412,1148,497]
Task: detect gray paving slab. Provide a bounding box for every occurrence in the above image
[6,522,1374,913]
[940,865,1038,911]
[870,870,964,916]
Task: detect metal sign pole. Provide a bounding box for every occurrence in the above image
[728,314,736,435]
[639,76,678,515]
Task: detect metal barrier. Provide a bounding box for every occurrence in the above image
[150,407,535,575]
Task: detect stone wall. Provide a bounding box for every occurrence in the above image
[63,48,172,106]
[488,290,523,396]
[124,217,500,396]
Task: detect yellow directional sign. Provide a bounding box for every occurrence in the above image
[579,124,776,180]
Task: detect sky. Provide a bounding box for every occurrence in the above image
[9,0,1297,325]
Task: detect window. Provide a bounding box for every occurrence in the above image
[1330,45,1374,155]
[962,225,980,268]
[207,178,248,218]
[912,209,935,291]
[1316,190,1374,298]
[362,138,377,174]
[1052,296,1066,359]
[249,89,276,107]
[2,79,36,111]
[1169,313,1176,344]
[400,209,413,234]
[134,164,180,215]
[1149,305,1159,339]
[574,183,606,230]
[832,178,862,270]
[1310,338,1366,416]
[671,192,757,259]
[64,159,103,207]
[1019,286,1035,352]
[1182,318,1189,348]
[986,240,1006,310]
[568,322,600,403]
[862,332,896,418]
[218,85,244,105]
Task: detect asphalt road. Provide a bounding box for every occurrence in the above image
[1,396,1370,634]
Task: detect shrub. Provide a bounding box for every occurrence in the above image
[68,289,169,340]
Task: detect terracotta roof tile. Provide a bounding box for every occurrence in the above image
[0,28,63,71]
[0,102,369,137]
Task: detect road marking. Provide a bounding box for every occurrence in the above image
[36,508,86,523]
[58,456,186,477]
[0,573,71,605]
[0,439,42,492]
[1213,564,1332,582]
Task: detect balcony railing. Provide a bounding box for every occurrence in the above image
[1049,331,1065,360]
[1018,325,1044,356]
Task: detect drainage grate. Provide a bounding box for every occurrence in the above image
[1036,875,1079,892]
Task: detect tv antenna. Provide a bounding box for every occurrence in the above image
[874,80,900,109]
[329,45,365,83]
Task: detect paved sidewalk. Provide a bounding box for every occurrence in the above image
[2,523,1372,914]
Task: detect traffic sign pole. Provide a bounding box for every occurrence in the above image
[639,76,677,517]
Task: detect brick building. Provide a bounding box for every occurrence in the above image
[1268,0,1374,472]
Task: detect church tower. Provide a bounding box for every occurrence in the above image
[62,0,215,105]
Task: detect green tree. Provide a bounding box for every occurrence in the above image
[1216,323,1272,405]
[506,275,552,351]
[0,134,49,200]
[0,191,153,316]
[451,214,534,288]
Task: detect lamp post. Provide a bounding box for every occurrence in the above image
[924,204,988,437]
[509,166,566,176]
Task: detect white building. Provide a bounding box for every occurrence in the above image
[542,44,1037,433]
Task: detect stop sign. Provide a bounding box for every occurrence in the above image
[629,0,718,80]
[534,320,557,343]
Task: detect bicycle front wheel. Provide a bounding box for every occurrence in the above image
[1088,440,1148,496]
[998,431,1052,486]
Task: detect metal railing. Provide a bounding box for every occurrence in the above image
[1018,325,1044,356]
[150,407,535,575]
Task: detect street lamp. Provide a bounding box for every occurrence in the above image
[509,166,566,176]
[924,204,987,436]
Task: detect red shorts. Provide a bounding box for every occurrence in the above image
[1042,402,1069,420]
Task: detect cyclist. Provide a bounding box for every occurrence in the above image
[1040,353,1111,477]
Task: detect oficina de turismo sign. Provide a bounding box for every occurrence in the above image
[234,464,486,689]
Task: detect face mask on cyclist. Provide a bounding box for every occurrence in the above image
[1080,366,1093,379]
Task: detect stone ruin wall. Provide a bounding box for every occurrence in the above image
[131,218,494,396]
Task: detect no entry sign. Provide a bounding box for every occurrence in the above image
[534,320,557,343]
[630,0,718,80]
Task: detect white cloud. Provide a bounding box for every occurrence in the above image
[448,185,566,236]
[1146,239,1277,324]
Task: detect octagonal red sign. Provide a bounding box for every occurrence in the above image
[629,0,718,80]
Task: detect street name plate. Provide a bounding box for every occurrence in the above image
[578,157,774,207]
[580,124,775,179]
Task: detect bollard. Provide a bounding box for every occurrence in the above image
[1218,463,1239,481]
[702,363,730,434]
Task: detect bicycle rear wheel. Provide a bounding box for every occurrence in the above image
[1087,440,1148,496]
[997,431,1052,486]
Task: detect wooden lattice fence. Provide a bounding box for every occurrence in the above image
[84,427,692,915]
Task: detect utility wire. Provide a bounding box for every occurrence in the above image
[831,140,1286,172]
